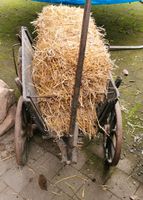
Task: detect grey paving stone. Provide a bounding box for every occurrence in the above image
[33,135,60,156]
[20,175,54,200]
[0,130,15,161]
[21,175,72,200]
[80,160,96,180]
[134,184,143,200]
[86,141,105,159]
[73,180,120,200]
[2,165,35,193]
[27,141,45,165]
[0,158,16,177]
[131,158,143,184]
[52,165,87,197]
[0,129,14,145]
[28,152,63,180]
[106,169,140,200]
[71,150,88,170]
[0,179,7,193]
[117,157,136,175]
[28,151,54,167]
[0,187,23,200]
[51,190,73,200]
[80,155,109,184]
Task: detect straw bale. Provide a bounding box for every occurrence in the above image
[32,5,112,138]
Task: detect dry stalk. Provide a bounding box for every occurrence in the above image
[32,5,112,137]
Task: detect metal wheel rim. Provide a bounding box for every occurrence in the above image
[14,96,29,165]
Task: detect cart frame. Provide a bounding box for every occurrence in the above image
[13,0,123,166]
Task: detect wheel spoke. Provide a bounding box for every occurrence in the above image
[108,135,116,151]
[110,139,116,152]
[105,135,116,163]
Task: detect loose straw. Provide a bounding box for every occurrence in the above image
[32,5,112,138]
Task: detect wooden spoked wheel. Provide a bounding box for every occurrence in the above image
[104,101,122,166]
[14,96,31,166]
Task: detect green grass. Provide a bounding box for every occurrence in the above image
[0,0,46,89]
[92,3,143,44]
[0,0,46,42]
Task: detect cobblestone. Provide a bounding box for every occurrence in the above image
[0,132,142,200]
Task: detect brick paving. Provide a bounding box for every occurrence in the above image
[0,131,142,200]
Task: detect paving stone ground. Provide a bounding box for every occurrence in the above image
[0,131,142,200]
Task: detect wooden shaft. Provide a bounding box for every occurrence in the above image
[69,0,91,147]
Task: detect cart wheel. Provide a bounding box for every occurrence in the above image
[14,96,31,166]
[104,101,122,166]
